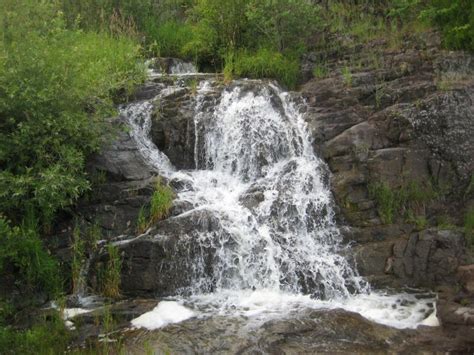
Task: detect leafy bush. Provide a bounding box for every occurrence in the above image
[225,48,300,88]
[0,216,60,297]
[0,311,69,355]
[422,0,474,51]
[0,0,145,227]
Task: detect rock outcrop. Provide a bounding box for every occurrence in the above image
[302,32,474,288]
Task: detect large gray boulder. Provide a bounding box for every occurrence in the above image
[115,209,221,297]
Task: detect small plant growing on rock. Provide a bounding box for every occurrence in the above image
[369,182,396,224]
[342,66,352,87]
[313,63,329,79]
[188,78,199,95]
[100,244,122,299]
[465,209,474,248]
[149,179,175,224]
[71,223,85,294]
[369,181,437,225]
[135,179,174,233]
[136,206,148,234]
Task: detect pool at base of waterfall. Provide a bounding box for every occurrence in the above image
[130,289,437,332]
[120,291,443,354]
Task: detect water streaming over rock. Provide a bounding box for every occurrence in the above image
[122,71,437,330]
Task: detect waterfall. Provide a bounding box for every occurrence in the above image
[124,75,437,330]
[187,81,368,298]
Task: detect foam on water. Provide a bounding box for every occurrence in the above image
[131,301,195,330]
[123,76,439,330]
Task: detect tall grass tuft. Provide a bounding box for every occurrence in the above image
[101,244,122,299]
[149,179,175,224]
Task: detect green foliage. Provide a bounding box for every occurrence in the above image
[313,64,329,79]
[422,0,474,51]
[135,179,174,234]
[0,0,145,227]
[0,311,69,355]
[225,48,300,88]
[369,181,437,225]
[100,244,122,299]
[369,183,397,224]
[465,209,474,247]
[342,66,353,87]
[136,206,148,234]
[146,21,196,58]
[245,0,321,53]
[150,179,175,224]
[0,216,60,297]
[186,0,320,82]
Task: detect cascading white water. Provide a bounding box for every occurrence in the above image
[188,82,368,298]
[124,75,438,330]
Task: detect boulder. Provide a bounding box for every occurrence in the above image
[390,229,466,287]
[87,117,154,182]
[115,209,222,297]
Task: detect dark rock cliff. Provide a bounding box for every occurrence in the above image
[301,33,473,290]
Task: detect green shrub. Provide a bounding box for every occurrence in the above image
[0,216,60,297]
[0,0,145,227]
[146,20,196,58]
[225,48,300,88]
[342,66,353,87]
[0,311,69,355]
[422,0,474,51]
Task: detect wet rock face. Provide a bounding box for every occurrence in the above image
[118,209,221,297]
[52,116,158,255]
[149,79,223,170]
[390,229,466,287]
[150,87,197,169]
[88,117,154,182]
[302,37,474,288]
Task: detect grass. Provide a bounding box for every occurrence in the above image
[136,206,148,234]
[100,244,122,299]
[149,179,175,224]
[71,220,102,294]
[136,179,174,233]
[375,83,386,108]
[0,311,70,355]
[225,48,300,89]
[71,223,86,294]
[145,20,196,59]
[369,181,437,225]
[465,209,474,248]
[436,71,473,91]
[342,66,352,87]
[313,63,330,79]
